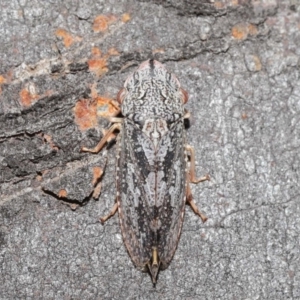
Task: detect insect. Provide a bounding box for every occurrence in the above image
[81,59,209,283]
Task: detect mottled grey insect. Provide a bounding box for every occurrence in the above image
[82,59,209,283]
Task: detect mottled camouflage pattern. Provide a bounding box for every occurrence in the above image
[116,60,189,282]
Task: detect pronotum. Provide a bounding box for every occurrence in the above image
[82,59,209,283]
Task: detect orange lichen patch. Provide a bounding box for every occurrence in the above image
[74,83,120,131]
[91,83,119,116]
[88,58,108,76]
[0,74,6,94]
[241,112,248,120]
[232,23,249,40]
[214,1,225,9]
[19,88,39,107]
[92,166,103,185]
[0,75,6,84]
[248,24,258,36]
[58,189,68,198]
[253,55,262,71]
[232,23,258,40]
[88,47,120,77]
[107,47,119,56]
[121,13,131,23]
[92,47,102,57]
[214,0,239,8]
[152,48,165,54]
[55,28,82,48]
[96,96,120,117]
[93,15,117,33]
[74,99,97,131]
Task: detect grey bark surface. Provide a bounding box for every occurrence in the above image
[0,0,299,299]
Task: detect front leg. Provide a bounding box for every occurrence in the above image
[81,121,122,153]
[81,119,122,224]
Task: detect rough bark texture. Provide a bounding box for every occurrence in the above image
[1,0,299,299]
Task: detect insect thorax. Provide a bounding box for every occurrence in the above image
[121,65,185,123]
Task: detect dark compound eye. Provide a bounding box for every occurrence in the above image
[133,114,145,127]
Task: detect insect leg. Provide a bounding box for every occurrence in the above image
[183,109,191,120]
[81,123,122,153]
[185,145,210,183]
[107,117,123,123]
[186,183,208,223]
[108,99,122,115]
[185,145,209,222]
[100,202,118,224]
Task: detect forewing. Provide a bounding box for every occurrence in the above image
[116,118,187,270]
[116,120,155,269]
[156,120,187,267]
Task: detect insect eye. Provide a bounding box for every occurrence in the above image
[133,114,145,127]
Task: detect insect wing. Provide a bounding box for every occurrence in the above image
[116,119,154,269]
[156,119,187,268]
[116,118,187,270]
